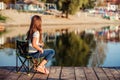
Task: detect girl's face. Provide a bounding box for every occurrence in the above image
[34,19,41,27]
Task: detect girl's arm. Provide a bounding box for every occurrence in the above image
[32,37,43,53]
[39,42,44,47]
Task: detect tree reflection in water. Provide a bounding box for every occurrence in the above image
[88,41,107,67]
[0,34,26,56]
[0,31,107,67]
[53,31,97,66]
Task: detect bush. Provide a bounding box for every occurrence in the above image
[0,14,7,22]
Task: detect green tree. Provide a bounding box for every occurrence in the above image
[46,0,56,3]
[81,32,96,49]
[69,0,80,14]
[86,0,96,9]
[56,0,81,18]
[0,14,7,22]
[40,0,46,3]
[3,0,15,4]
[56,0,96,18]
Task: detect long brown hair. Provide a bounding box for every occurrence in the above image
[27,15,42,43]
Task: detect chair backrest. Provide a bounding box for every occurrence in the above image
[16,40,28,55]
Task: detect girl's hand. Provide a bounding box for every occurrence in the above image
[39,42,44,47]
[39,48,44,54]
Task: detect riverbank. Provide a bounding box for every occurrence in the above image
[0,10,120,25]
[0,10,120,37]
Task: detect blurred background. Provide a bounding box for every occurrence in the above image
[0,0,120,67]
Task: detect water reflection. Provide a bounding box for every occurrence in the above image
[3,48,14,56]
[95,25,120,42]
[84,25,120,67]
[88,41,107,67]
[53,31,95,66]
[0,48,16,66]
[0,34,26,49]
[0,25,120,67]
[102,42,120,67]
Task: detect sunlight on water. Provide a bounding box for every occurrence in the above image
[0,40,120,67]
[0,48,16,66]
[88,42,120,67]
[102,42,120,67]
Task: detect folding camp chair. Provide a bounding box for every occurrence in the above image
[16,40,40,74]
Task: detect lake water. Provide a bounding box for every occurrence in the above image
[0,25,120,67]
[87,42,120,67]
[0,42,120,67]
[102,42,120,67]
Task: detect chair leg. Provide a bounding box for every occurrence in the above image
[18,57,28,72]
[16,56,40,74]
[16,55,18,72]
[29,59,36,72]
[27,59,30,74]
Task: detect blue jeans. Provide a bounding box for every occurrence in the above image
[29,49,55,61]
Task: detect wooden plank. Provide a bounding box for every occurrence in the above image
[0,66,16,80]
[31,67,50,80]
[109,68,120,80]
[94,67,109,80]
[115,67,120,73]
[84,67,98,80]
[103,68,115,80]
[4,71,22,80]
[0,66,120,80]
[60,67,75,80]
[75,67,86,80]
[0,69,11,80]
[18,72,34,80]
[3,68,22,80]
[47,66,61,80]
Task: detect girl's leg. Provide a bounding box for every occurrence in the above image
[39,49,55,62]
[36,59,49,74]
[39,59,47,67]
[36,49,55,74]
[29,49,55,61]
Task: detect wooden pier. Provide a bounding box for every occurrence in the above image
[0,66,120,80]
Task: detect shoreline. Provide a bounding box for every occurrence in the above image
[2,23,119,38]
[0,10,120,37]
[1,22,120,27]
[0,10,120,26]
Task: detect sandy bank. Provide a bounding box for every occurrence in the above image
[0,10,120,25]
[0,10,120,38]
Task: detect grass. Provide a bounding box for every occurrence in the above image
[0,29,7,35]
[0,14,7,22]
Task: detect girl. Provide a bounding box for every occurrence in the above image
[27,15,55,74]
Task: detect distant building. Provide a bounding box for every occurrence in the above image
[14,0,45,11]
[95,0,120,6]
[107,3,118,11]
[0,2,6,10]
[104,0,120,5]
[7,0,58,14]
[104,0,120,11]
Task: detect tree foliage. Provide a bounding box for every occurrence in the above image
[38,0,46,3]
[46,0,56,3]
[69,0,80,14]
[56,0,95,18]
[0,14,7,22]
[80,32,96,49]
[3,0,15,4]
[57,0,81,15]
